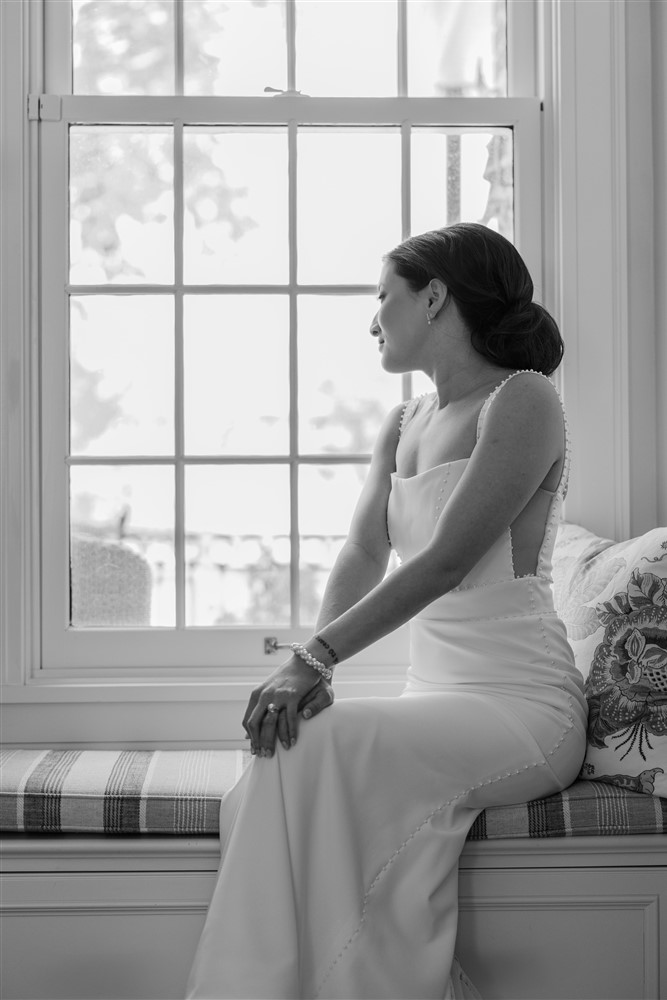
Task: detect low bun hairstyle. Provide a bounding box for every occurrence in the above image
[384,223,564,377]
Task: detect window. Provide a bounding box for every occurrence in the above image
[36,0,541,674]
[3,0,652,745]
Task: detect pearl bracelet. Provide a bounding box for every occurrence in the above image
[289,642,334,682]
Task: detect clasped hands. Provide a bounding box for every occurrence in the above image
[242,656,335,757]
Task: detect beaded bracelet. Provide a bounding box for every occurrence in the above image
[289,642,334,682]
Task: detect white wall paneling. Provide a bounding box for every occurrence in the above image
[2,835,665,1000]
[653,0,667,526]
[543,0,631,540]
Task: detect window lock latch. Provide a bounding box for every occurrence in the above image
[263,87,308,98]
[264,636,291,655]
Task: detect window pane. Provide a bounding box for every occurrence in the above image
[70,296,174,456]
[298,295,398,454]
[184,296,290,455]
[70,127,174,285]
[298,130,401,284]
[299,464,367,624]
[184,128,288,285]
[184,0,288,96]
[185,466,290,626]
[70,465,175,627]
[73,0,175,96]
[407,0,507,97]
[295,1,397,97]
[411,129,513,242]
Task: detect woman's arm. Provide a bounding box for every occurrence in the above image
[313,401,405,628]
[243,402,404,751]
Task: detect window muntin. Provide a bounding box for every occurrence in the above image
[39,0,540,670]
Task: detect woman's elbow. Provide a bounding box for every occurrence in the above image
[337,537,390,583]
[412,549,466,600]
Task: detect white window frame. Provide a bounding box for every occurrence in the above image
[40,1,540,673]
[3,0,656,746]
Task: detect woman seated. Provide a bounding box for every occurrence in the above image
[186,223,587,1000]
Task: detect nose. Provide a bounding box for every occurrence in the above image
[370,313,381,338]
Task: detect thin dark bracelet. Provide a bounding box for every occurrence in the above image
[314,634,339,665]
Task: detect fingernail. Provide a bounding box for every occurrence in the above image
[282,741,289,751]
[266,749,273,759]
[250,747,256,755]
[290,738,296,747]
[303,708,312,719]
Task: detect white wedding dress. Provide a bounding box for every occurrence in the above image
[186,371,588,999]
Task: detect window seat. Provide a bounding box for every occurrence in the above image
[1,749,666,1000]
[2,747,665,838]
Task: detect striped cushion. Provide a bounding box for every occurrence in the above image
[0,749,250,835]
[468,777,667,839]
[1,749,665,838]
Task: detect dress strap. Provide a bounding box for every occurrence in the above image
[398,394,427,439]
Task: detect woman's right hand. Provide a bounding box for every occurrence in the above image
[298,678,335,722]
[243,661,335,758]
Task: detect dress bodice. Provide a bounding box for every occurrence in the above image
[387,370,570,597]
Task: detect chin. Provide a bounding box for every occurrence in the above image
[380,355,410,374]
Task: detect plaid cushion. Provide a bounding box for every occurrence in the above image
[468,776,667,840]
[1,749,665,838]
[0,749,250,835]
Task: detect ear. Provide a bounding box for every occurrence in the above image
[426,278,448,319]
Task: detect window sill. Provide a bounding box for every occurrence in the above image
[0,670,407,747]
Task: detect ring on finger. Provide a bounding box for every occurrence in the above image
[266,703,279,714]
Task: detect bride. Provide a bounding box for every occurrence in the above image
[186,223,587,1000]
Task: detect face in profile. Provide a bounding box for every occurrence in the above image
[370,262,426,374]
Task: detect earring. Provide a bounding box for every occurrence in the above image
[426,312,432,326]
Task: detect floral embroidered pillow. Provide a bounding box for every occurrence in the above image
[553,524,667,799]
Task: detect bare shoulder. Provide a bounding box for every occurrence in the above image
[370,401,409,471]
[483,371,564,444]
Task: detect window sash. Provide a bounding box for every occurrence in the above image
[39,95,540,671]
[61,0,522,101]
[38,0,541,673]
[48,0,537,100]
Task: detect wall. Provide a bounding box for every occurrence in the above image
[627,0,658,535]
[654,0,667,526]
[541,0,660,541]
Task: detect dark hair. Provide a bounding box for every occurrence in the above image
[384,223,564,377]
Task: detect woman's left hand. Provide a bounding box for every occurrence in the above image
[242,657,334,757]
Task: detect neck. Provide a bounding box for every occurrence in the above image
[422,310,512,408]
[428,360,512,408]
